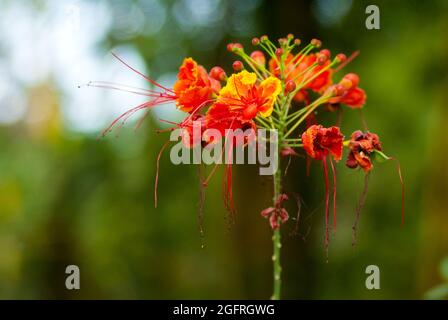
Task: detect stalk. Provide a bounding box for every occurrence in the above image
[272,164,282,300]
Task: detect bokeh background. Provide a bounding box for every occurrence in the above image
[0,0,447,299]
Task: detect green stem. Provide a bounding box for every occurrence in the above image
[272,157,282,300]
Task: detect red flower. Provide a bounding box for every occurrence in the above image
[301,125,344,161]
[261,194,289,230]
[346,131,382,172]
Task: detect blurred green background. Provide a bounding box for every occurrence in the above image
[0,0,447,299]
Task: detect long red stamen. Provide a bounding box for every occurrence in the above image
[111,52,175,94]
[329,157,337,234]
[154,140,171,208]
[322,157,330,253]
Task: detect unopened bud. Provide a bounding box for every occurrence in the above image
[342,73,359,88]
[294,38,301,46]
[275,48,284,57]
[252,37,260,46]
[320,49,331,58]
[285,80,296,93]
[317,53,328,65]
[335,53,347,63]
[250,50,266,66]
[287,33,294,39]
[232,60,244,71]
[227,43,243,53]
[260,35,268,42]
[278,38,287,46]
[209,66,227,81]
[311,38,322,48]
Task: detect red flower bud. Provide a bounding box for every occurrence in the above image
[285,80,296,93]
[251,37,260,45]
[227,42,243,52]
[317,53,328,65]
[287,33,294,39]
[335,53,347,63]
[232,60,244,71]
[320,49,331,58]
[275,48,284,57]
[342,73,359,88]
[294,38,301,46]
[209,66,227,81]
[250,50,266,66]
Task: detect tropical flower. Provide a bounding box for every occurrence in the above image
[173,58,221,113]
[206,70,281,137]
[302,125,344,161]
[261,193,289,230]
[346,130,382,172]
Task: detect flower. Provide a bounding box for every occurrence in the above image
[261,194,289,230]
[346,130,382,172]
[301,125,344,161]
[173,57,221,113]
[205,70,281,137]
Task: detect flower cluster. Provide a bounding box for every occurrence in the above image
[92,33,404,300]
[96,34,402,236]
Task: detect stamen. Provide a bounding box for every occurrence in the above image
[111,52,175,94]
[154,140,171,208]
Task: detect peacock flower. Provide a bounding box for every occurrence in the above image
[205,70,281,137]
[302,124,344,247]
[173,57,221,113]
[302,125,344,161]
[346,130,382,172]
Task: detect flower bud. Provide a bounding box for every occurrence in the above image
[275,48,284,57]
[260,35,268,42]
[320,49,331,58]
[232,60,244,71]
[294,38,301,46]
[285,80,296,93]
[278,37,287,46]
[287,33,294,39]
[317,53,328,65]
[335,53,347,63]
[209,66,227,81]
[311,38,322,48]
[250,50,266,66]
[342,73,359,88]
[251,37,260,45]
[227,42,243,52]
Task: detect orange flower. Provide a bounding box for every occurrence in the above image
[346,131,382,172]
[301,125,344,161]
[173,58,221,113]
